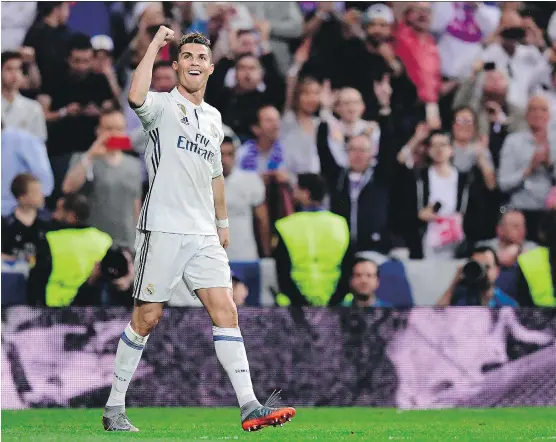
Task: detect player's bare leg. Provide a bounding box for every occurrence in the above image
[196,287,296,431]
[103,301,163,431]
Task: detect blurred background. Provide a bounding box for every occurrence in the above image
[1,0,556,411]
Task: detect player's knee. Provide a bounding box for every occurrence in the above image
[211,299,238,328]
[132,302,163,335]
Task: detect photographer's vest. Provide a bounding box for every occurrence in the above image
[45,228,112,307]
[275,211,350,306]
[518,247,556,307]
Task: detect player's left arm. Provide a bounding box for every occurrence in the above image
[212,175,229,249]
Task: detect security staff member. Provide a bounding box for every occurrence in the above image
[27,193,112,306]
[273,173,352,306]
[517,210,556,307]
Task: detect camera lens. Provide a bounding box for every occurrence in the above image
[462,261,485,285]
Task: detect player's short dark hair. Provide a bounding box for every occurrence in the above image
[68,33,93,55]
[1,51,22,68]
[177,32,212,59]
[153,60,173,73]
[471,246,500,268]
[352,257,380,278]
[11,173,39,199]
[62,193,90,222]
[297,173,327,203]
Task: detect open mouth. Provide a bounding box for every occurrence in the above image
[188,70,201,76]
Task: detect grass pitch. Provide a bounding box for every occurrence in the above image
[2,407,556,441]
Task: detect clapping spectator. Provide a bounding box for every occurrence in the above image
[281,38,322,177]
[221,126,271,260]
[498,95,556,242]
[477,209,538,268]
[1,123,53,216]
[62,109,142,250]
[2,174,51,264]
[1,51,47,141]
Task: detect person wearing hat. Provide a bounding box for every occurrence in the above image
[26,193,113,306]
[91,34,121,99]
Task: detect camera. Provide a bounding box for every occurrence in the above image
[460,260,490,291]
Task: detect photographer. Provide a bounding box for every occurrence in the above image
[437,246,518,307]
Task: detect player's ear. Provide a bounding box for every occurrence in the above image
[172,60,178,72]
[208,63,214,76]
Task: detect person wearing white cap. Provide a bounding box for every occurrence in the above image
[91,35,121,99]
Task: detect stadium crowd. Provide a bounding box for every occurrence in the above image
[1,1,555,308]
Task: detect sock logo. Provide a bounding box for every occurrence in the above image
[235,369,249,374]
[114,373,128,382]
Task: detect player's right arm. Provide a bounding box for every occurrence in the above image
[129,26,174,130]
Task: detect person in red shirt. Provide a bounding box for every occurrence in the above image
[394,2,442,129]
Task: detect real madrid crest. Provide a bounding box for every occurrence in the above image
[210,123,218,139]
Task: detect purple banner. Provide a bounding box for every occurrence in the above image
[2,307,555,410]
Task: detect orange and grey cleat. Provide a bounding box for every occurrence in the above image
[241,390,296,432]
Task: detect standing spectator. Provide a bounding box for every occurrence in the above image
[477,210,538,268]
[221,126,271,260]
[483,10,549,112]
[23,2,72,87]
[38,33,114,203]
[316,77,396,253]
[211,54,285,141]
[338,258,392,308]
[62,109,142,250]
[394,2,442,129]
[242,2,304,75]
[1,51,47,141]
[2,174,51,264]
[281,39,322,177]
[1,124,53,216]
[402,131,471,259]
[26,193,113,307]
[516,210,556,307]
[273,174,351,306]
[498,95,556,242]
[91,35,121,99]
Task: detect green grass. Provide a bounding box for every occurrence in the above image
[2,407,556,441]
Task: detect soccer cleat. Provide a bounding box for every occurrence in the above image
[102,408,139,432]
[241,389,296,432]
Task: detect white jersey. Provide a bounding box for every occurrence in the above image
[133,88,224,236]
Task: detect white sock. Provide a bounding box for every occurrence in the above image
[213,326,258,408]
[106,323,149,408]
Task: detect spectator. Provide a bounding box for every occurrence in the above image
[221,126,271,260]
[211,53,285,141]
[337,4,418,123]
[231,271,249,306]
[281,39,322,177]
[498,95,556,242]
[1,51,47,141]
[316,77,396,253]
[1,174,51,264]
[403,131,471,259]
[62,109,142,250]
[516,210,556,307]
[1,123,54,216]
[27,193,113,307]
[243,2,304,75]
[395,121,429,170]
[394,2,442,129]
[91,35,121,99]
[437,245,518,307]
[38,33,114,204]
[339,258,392,308]
[23,2,72,86]
[273,173,351,306]
[482,10,549,113]
[477,209,538,268]
[72,247,134,307]
[151,60,178,92]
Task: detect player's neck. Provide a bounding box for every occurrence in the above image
[177,84,204,106]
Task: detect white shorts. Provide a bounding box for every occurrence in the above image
[132,231,231,303]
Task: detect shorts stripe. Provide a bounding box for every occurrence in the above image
[133,231,151,298]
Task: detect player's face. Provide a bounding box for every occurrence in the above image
[350,262,379,296]
[221,142,235,177]
[152,66,178,92]
[1,58,23,90]
[173,43,214,93]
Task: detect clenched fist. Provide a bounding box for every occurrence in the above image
[152,26,175,49]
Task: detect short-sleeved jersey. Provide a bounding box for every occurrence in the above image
[133,88,224,236]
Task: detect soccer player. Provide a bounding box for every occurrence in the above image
[102,26,296,432]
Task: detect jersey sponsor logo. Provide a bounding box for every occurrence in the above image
[176,133,215,163]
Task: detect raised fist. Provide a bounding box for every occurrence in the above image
[152,26,175,49]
